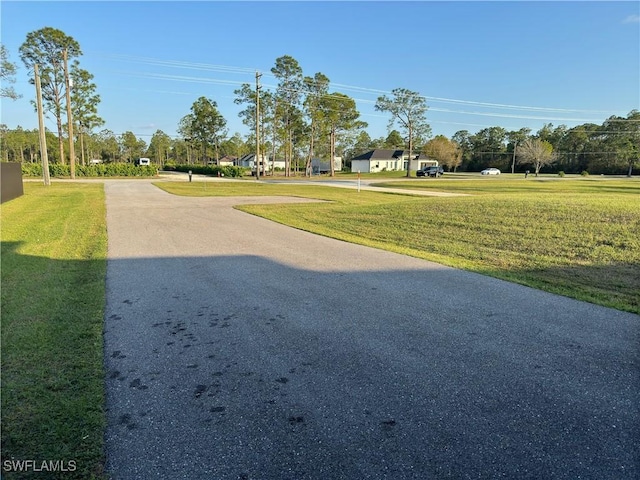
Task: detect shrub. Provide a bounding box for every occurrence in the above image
[558,171,565,177]
[581,170,590,177]
[21,162,158,178]
[21,163,42,177]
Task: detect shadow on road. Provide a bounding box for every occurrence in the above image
[103,253,640,479]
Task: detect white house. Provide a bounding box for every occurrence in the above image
[237,154,267,169]
[351,149,437,173]
[218,155,237,167]
[237,154,286,173]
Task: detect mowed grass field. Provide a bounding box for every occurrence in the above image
[1,183,107,479]
[157,176,640,314]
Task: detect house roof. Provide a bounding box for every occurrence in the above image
[352,149,402,161]
[352,149,434,162]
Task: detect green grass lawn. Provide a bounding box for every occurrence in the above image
[157,177,640,314]
[1,183,107,479]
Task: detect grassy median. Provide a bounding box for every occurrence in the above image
[157,176,640,314]
[1,183,107,479]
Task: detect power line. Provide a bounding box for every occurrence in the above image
[109,69,614,125]
[97,52,623,120]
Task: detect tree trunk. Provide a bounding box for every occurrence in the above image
[56,112,65,164]
[406,125,413,178]
[305,122,315,177]
[271,122,277,177]
[286,128,292,177]
[79,128,86,166]
[330,127,336,177]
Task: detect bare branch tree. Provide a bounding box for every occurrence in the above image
[518,138,556,176]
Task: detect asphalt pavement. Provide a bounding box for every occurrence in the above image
[103,179,639,479]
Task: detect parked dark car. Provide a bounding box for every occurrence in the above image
[416,166,444,177]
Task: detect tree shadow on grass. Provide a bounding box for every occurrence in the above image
[1,241,105,480]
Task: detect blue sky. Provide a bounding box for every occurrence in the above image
[1,1,639,144]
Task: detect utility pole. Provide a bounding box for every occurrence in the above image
[64,48,76,179]
[255,71,262,180]
[35,64,51,186]
[511,140,518,174]
[271,97,277,177]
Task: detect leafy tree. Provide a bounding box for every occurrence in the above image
[536,123,567,150]
[2,125,24,162]
[322,92,366,176]
[375,88,431,177]
[70,62,103,165]
[468,126,508,171]
[234,83,274,173]
[471,126,507,153]
[1,127,41,163]
[383,130,405,149]
[423,135,462,171]
[302,72,330,175]
[0,124,7,161]
[170,138,191,164]
[1,44,21,100]
[271,55,304,176]
[149,130,172,165]
[506,128,531,173]
[220,132,248,159]
[181,96,227,164]
[518,137,555,176]
[177,114,198,163]
[602,110,640,176]
[19,27,82,164]
[120,131,146,163]
[344,130,375,165]
[96,129,120,162]
[555,124,600,173]
[452,130,473,169]
[234,83,257,131]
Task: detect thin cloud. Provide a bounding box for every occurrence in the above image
[622,14,640,24]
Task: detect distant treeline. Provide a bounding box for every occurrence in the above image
[2,109,638,175]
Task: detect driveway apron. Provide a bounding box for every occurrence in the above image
[104,180,639,479]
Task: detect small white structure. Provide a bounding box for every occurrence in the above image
[311,156,343,174]
[237,154,286,172]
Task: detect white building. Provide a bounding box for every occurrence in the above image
[351,149,437,173]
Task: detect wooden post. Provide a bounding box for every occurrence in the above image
[255,71,261,180]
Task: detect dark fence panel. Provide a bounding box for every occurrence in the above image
[1,162,24,203]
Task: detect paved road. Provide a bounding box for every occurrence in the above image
[104,180,639,479]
